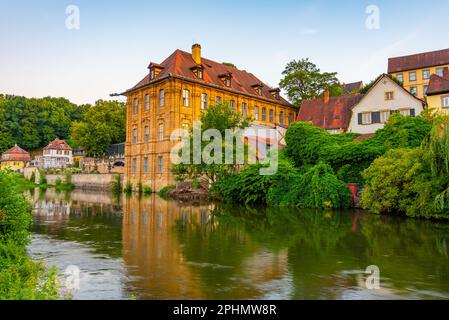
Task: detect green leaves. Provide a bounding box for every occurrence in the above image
[279,58,341,107]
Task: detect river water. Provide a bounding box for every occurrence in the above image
[26,188,449,300]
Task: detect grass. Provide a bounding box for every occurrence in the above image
[157,185,176,199]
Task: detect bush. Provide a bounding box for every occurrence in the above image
[124,181,132,195]
[267,162,351,209]
[29,172,35,183]
[143,185,152,195]
[38,170,47,185]
[54,178,62,187]
[111,175,122,195]
[157,185,176,199]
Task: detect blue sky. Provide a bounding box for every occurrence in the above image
[1,0,448,104]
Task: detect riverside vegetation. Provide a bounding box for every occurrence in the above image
[0,170,59,299]
[173,103,449,220]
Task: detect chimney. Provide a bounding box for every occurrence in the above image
[323,90,330,104]
[192,43,201,65]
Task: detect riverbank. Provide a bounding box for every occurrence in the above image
[0,171,59,299]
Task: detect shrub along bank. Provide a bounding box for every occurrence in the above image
[0,170,59,299]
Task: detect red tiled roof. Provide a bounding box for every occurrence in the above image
[297,94,364,131]
[353,133,375,141]
[427,72,449,96]
[43,139,72,151]
[127,49,293,107]
[1,145,31,162]
[388,48,449,73]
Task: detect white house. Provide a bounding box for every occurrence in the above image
[37,139,73,169]
[347,74,425,134]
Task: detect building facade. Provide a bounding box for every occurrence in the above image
[123,44,296,191]
[388,48,449,99]
[347,74,424,134]
[37,139,73,169]
[0,144,31,172]
[426,69,449,113]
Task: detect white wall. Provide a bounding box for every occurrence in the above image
[348,76,424,134]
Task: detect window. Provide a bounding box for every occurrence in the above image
[143,157,148,174]
[396,73,403,83]
[380,110,390,123]
[157,156,163,174]
[288,113,293,125]
[150,69,155,80]
[409,71,417,82]
[279,111,284,125]
[144,126,149,143]
[242,102,247,117]
[423,70,430,80]
[182,89,190,107]
[225,78,231,87]
[197,69,203,79]
[132,128,137,144]
[159,89,165,107]
[262,107,267,121]
[230,100,235,112]
[201,93,208,110]
[269,109,274,123]
[216,96,222,105]
[254,106,259,120]
[437,68,445,77]
[362,112,372,125]
[133,98,138,114]
[385,91,394,100]
[442,96,449,108]
[399,109,411,116]
[132,158,137,175]
[158,123,164,141]
[424,85,428,95]
[145,94,150,111]
[410,86,418,96]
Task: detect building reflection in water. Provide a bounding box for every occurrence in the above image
[122,195,291,299]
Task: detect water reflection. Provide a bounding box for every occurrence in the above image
[27,189,449,300]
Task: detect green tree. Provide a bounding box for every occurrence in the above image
[279,58,341,106]
[70,100,126,157]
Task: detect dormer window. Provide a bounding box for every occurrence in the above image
[219,72,232,87]
[148,62,164,80]
[252,84,263,96]
[191,66,204,79]
[269,88,281,100]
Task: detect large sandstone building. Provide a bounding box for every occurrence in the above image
[123,44,296,191]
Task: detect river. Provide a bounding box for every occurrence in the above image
[25,188,449,300]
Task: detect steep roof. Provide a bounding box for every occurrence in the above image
[1,145,31,162]
[343,81,363,94]
[126,49,293,107]
[297,94,364,130]
[43,139,72,151]
[427,71,449,96]
[388,48,449,73]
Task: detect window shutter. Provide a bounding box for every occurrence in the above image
[358,113,362,125]
[372,112,381,124]
[410,109,415,117]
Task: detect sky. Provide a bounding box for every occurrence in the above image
[1,0,449,105]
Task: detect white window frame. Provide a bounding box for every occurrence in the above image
[145,94,150,111]
[409,71,417,82]
[159,89,165,107]
[385,91,394,101]
[254,106,259,120]
[437,68,445,77]
[442,95,449,108]
[201,93,208,110]
[410,86,418,96]
[182,89,190,107]
[158,123,164,141]
[380,110,390,123]
[396,73,403,83]
[423,69,430,80]
[362,112,372,125]
[133,98,138,114]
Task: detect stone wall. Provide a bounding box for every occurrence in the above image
[46,173,123,191]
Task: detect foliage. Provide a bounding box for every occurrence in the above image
[279,58,341,107]
[157,185,176,199]
[39,170,47,185]
[70,100,126,157]
[171,102,251,183]
[137,181,143,195]
[111,175,122,195]
[124,181,133,195]
[0,170,59,299]
[142,185,152,195]
[267,162,351,209]
[0,95,85,153]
